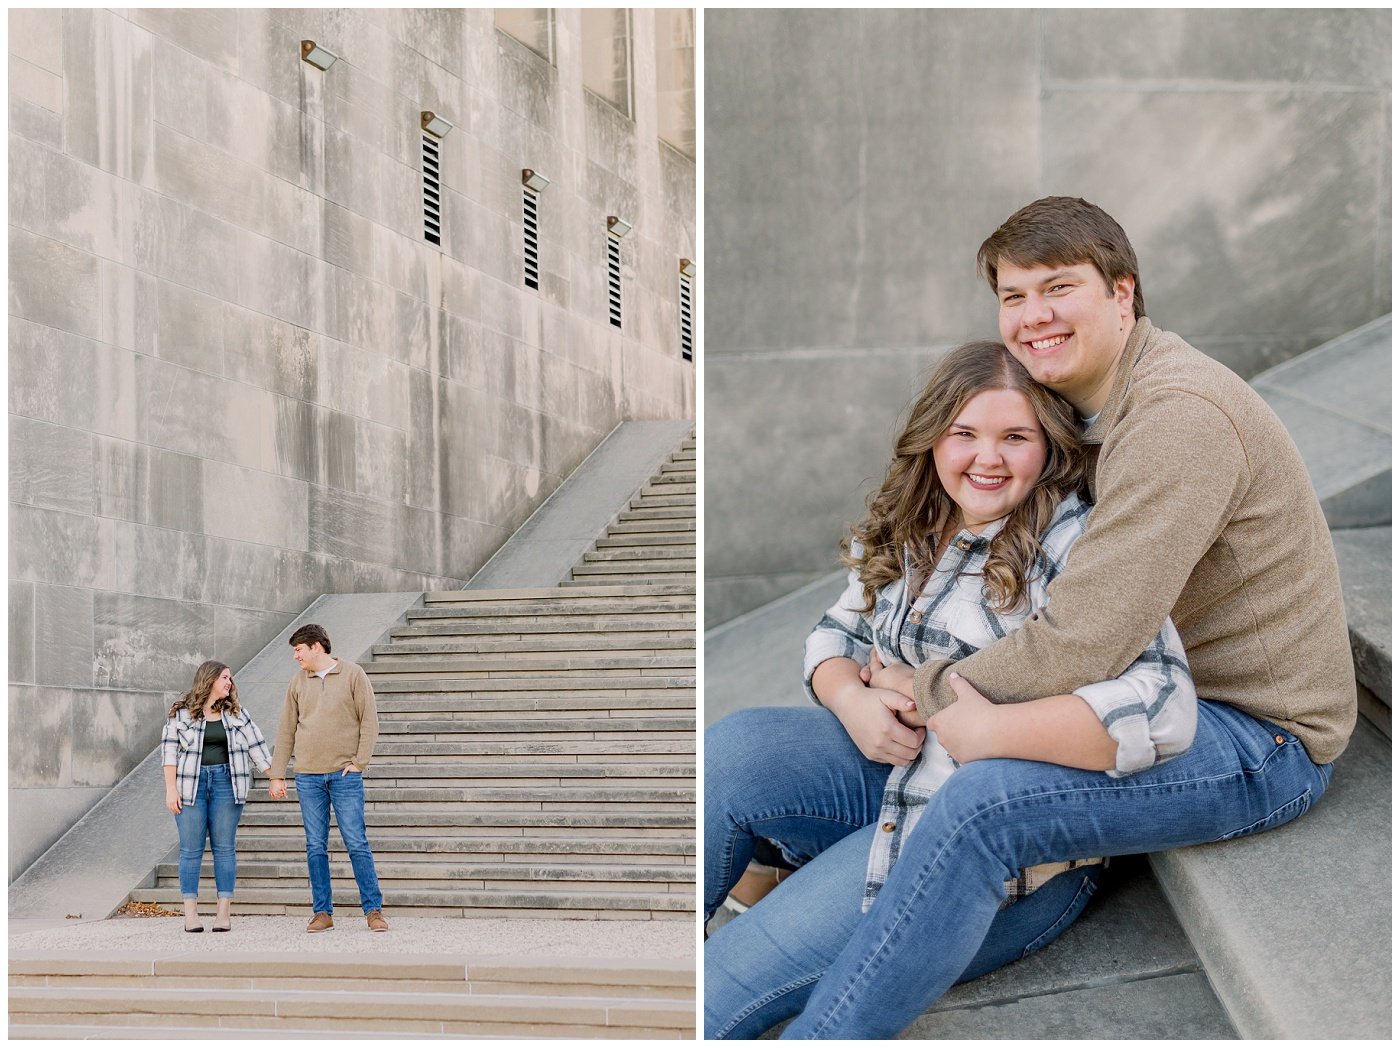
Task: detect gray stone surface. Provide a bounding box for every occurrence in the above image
[704,9,1390,626]
[734,856,1234,1038]
[469,420,693,589]
[8,592,421,919]
[704,348,935,628]
[1150,717,1391,1039]
[704,571,845,726]
[1330,525,1391,711]
[10,8,693,863]
[1250,315,1391,528]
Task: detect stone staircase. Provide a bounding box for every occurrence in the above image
[128,437,697,921]
[9,951,694,1038]
[565,442,696,587]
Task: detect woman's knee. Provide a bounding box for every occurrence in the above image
[705,708,803,806]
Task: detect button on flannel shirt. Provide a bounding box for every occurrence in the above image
[161,708,274,806]
[803,494,1197,912]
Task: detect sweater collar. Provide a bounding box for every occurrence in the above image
[1082,316,1154,445]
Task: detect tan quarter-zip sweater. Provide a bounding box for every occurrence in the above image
[269,659,379,777]
[912,318,1356,764]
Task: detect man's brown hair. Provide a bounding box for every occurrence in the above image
[977,196,1145,319]
[289,623,332,654]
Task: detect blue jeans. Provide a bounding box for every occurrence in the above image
[296,770,383,915]
[706,701,1331,1039]
[173,763,242,899]
[706,818,1101,1038]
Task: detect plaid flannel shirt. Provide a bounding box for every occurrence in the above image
[803,493,1197,911]
[161,708,274,806]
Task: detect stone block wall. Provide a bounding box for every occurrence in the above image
[9,7,695,878]
[705,8,1389,627]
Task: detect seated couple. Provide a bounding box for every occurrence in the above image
[704,196,1356,1039]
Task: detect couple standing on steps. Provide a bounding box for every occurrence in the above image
[161,623,390,934]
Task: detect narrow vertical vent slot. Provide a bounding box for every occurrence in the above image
[607,236,622,328]
[422,135,441,246]
[523,190,540,290]
[679,273,694,361]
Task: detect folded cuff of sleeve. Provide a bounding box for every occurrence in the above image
[1073,680,1156,777]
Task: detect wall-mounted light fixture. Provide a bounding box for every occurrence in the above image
[421,111,454,138]
[522,169,550,193]
[680,258,696,277]
[301,41,339,70]
[607,215,632,238]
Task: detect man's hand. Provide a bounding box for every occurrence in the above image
[860,649,917,699]
[342,763,361,776]
[268,778,288,800]
[828,682,926,766]
[927,673,1002,764]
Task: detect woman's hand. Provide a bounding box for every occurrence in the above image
[165,788,182,814]
[859,649,917,700]
[828,682,927,766]
[926,673,1002,764]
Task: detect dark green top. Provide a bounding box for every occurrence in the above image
[201,716,229,766]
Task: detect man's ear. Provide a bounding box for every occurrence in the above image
[1113,275,1135,310]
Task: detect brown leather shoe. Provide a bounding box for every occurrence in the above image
[306,912,334,933]
[366,909,389,932]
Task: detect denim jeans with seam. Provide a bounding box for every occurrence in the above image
[174,762,242,900]
[706,701,1332,1039]
[296,770,383,915]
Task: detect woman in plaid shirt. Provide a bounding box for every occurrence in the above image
[161,660,273,932]
[705,342,1197,1039]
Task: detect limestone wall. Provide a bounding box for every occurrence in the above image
[704,8,1389,627]
[8,8,695,878]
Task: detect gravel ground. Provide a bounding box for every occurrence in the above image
[9,915,696,960]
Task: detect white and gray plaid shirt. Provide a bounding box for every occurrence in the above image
[803,493,1197,910]
[161,708,274,806]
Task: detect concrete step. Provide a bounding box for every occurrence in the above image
[1150,716,1389,1038]
[429,581,694,600]
[595,532,696,547]
[368,675,694,693]
[362,653,695,675]
[153,859,693,889]
[582,546,696,562]
[1329,525,1391,734]
[1250,314,1390,528]
[612,512,695,527]
[10,952,694,1037]
[229,834,695,862]
[628,494,694,509]
[374,689,693,709]
[371,635,694,657]
[330,761,693,781]
[234,809,695,832]
[127,885,693,917]
[390,614,694,637]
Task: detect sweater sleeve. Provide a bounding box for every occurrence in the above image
[913,390,1248,718]
[352,665,379,770]
[268,679,300,778]
[802,566,876,705]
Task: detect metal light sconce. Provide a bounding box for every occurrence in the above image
[300,41,339,70]
[421,111,453,138]
[607,215,632,238]
[679,258,696,277]
[522,169,550,193]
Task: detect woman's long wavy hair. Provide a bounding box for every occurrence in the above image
[844,341,1086,614]
[167,660,240,720]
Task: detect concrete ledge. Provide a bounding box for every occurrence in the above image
[1149,717,1391,1039]
[8,593,423,920]
[703,569,846,726]
[467,420,694,590]
[1329,525,1391,711]
[1250,314,1391,529]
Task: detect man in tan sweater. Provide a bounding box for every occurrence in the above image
[782,197,1357,1037]
[268,623,388,933]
